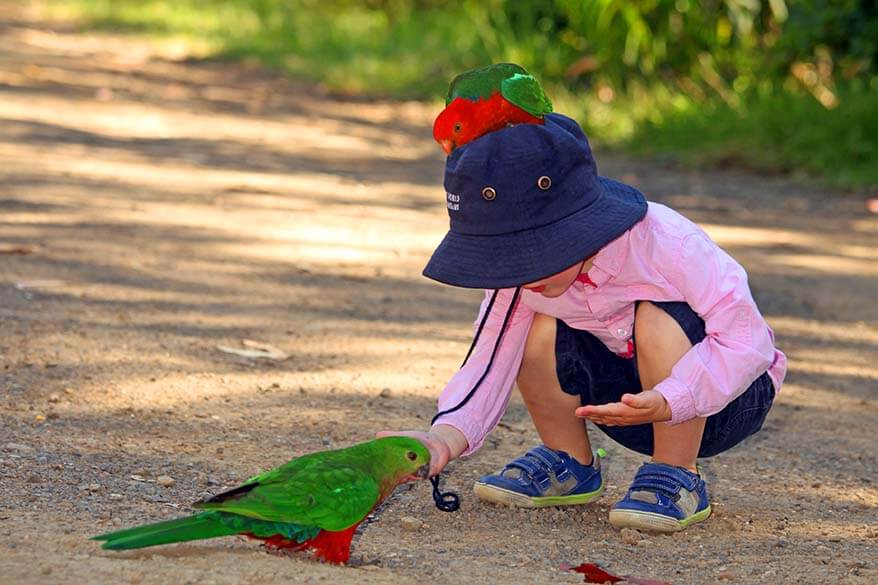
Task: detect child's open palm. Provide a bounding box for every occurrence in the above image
[575,389,672,426]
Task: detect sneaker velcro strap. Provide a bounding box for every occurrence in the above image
[526,446,572,482]
[642,464,699,490]
[629,478,681,500]
[631,464,698,498]
[505,456,551,490]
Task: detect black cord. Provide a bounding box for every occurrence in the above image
[429,286,521,512]
[430,475,460,512]
[431,287,521,426]
[458,288,498,368]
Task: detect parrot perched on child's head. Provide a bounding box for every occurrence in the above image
[433,62,553,155]
[92,437,430,564]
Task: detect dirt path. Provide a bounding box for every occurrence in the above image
[1,4,876,584]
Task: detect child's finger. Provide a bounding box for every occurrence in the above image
[587,402,635,417]
[576,403,618,416]
[620,393,644,407]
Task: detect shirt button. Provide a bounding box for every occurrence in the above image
[616,327,627,336]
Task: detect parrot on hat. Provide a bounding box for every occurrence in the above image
[433,62,553,155]
[92,437,431,564]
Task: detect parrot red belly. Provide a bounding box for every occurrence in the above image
[248,522,362,564]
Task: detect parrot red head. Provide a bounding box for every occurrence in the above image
[432,97,482,155]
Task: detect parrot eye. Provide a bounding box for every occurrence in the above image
[453,122,462,133]
[406,450,417,461]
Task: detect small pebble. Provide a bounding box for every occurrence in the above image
[156,475,175,487]
[4,442,34,454]
[379,388,394,398]
[717,570,735,580]
[399,516,423,531]
[620,527,641,545]
[48,393,61,403]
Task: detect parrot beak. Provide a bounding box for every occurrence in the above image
[440,140,454,155]
[402,464,430,482]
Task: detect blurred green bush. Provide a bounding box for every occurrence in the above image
[58,0,878,186]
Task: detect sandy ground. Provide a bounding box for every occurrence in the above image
[1,3,876,584]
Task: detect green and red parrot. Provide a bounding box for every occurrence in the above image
[92,437,430,564]
[433,62,553,155]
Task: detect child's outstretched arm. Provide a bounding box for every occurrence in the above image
[378,287,535,475]
[375,425,467,477]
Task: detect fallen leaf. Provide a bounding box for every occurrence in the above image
[564,563,623,583]
[564,562,672,585]
[217,339,290,361]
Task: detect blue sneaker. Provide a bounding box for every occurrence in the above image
[473,445,605,508]
[609,462,711,532]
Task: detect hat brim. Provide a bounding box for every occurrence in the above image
[422,177,647,289]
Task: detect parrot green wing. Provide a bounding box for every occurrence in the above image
[446,62,529,104]
[194,456,381,532]
[501,73,553,117]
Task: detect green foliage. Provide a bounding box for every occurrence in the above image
[624,84,878,186]
[54,0,878,186]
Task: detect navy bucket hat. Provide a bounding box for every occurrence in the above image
[423,113,648,289]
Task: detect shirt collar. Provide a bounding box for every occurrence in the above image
[584,229,630,287]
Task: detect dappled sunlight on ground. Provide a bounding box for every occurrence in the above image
[1,5,876,584]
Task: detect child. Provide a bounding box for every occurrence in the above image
[379,113,785,532]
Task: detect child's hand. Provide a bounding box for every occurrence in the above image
[575,390,672,426]
[375,429,455,477]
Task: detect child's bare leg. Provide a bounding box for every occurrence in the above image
[634,302,706,471]
[517,313,593,465]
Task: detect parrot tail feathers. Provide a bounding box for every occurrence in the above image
[92,513,238,550]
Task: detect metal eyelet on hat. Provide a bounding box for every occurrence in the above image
[537,176,552,190]
[481,186,497,201]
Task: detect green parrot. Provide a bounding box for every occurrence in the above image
[433,62,553,154]
[92,437,431,564]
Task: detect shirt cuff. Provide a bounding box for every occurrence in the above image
[654,377,697,425]
[431,417,482,457]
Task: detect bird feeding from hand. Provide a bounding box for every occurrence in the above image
[92,437,431,564]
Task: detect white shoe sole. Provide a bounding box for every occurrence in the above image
[608,505,712,533]
[473,481,604,508]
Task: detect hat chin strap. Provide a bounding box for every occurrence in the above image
[429,285,522,512]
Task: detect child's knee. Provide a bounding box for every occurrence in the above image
[634,302,690,353]
[518,313,556,380]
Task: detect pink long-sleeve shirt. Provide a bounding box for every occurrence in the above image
[432,202,787,456]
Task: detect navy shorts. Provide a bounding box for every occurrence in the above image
[555,301,775,458]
